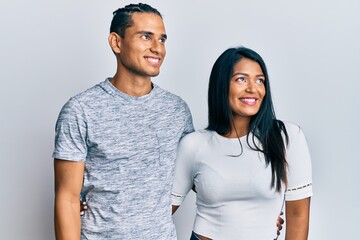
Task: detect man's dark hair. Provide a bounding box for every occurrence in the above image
[110,3,162,38]
[207,47,289,192]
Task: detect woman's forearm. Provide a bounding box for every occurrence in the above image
[285,197,311,240]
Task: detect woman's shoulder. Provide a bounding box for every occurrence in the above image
[280,121,303,136]
[279,121,309,149]
[178,130,213,156]
[182,129,213,142]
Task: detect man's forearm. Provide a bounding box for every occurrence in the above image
[55,198,81,240]
[54,159,84,239]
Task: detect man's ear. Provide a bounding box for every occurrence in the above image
[108,32,121,54]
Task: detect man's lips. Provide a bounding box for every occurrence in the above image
[145,57,161,65]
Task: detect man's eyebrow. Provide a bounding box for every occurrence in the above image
[137,31,154,35]
[137,31,167,39]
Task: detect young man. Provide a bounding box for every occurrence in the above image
[53,4,194,239]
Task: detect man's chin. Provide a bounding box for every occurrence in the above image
[136,69,161,78]
[148,71,160,78]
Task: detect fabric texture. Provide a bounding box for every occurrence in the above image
[172,122,312,240]
[53,79,194,239]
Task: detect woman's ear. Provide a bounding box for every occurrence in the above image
[108,32,121,54]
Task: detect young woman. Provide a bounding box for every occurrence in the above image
[172,47,312,240]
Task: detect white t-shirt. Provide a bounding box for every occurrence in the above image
[172,122,312,240]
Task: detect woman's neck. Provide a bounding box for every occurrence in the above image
[223,117,250,138]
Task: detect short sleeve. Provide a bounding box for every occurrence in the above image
[285,123,313,201]
[52,97,88,162]
[181,102,195,138]
[172,133,196,206]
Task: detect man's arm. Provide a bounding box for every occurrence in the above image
[285,197,311,240]
[54,159,84,240]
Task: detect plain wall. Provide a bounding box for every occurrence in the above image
[1,0,359,239]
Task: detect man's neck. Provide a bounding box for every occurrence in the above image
[110,73,153,97]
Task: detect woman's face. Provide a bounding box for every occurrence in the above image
[229,57,266,121]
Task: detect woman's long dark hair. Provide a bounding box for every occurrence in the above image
[207,47,289,192]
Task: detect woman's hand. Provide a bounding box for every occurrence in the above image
[80,201,88,216]
[276,211,284,238]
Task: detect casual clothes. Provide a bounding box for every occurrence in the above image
[53,79,194,239]
[172,122,312,240]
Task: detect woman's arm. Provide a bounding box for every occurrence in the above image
[172,134,198,214]
[54,159,84,240]
[172,205,180,214]
[285,197,311,240]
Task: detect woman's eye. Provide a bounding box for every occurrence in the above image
[236,77,246,82]
[256,78,265,84]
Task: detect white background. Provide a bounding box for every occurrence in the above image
[1,0,359,239]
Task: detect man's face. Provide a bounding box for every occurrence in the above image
[117,13,167,79]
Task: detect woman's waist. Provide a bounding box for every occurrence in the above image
[193,204,279,239]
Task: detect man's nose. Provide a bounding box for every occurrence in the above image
[150,40,164,55]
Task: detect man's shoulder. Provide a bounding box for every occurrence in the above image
[154,84,187,105]
[58,81,107,116]
[71,82,104,102]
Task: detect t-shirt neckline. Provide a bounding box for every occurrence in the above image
[101,78,158,102]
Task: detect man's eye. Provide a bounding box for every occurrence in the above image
[141,35,150,40]
[159,37,167,44]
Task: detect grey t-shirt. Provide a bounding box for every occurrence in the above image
[53,79,194,239]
